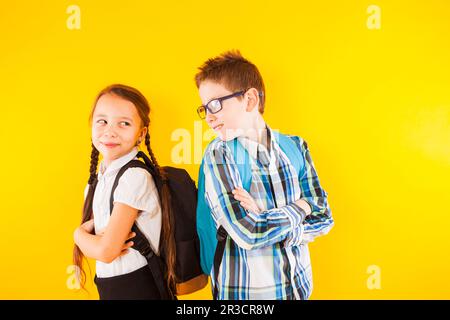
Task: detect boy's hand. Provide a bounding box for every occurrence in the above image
[294,199,312,216]
[232,187,262,214]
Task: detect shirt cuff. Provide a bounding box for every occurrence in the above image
[284,223,305,247]
[284,202,307,228]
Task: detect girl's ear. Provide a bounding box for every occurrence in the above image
[245,88,260,112]
[138,127,147,145]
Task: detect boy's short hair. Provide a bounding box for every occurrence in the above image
[195,50,266,114]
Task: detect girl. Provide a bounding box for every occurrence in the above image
[73,84,176,300]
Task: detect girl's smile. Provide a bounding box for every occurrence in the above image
[101,142,121,148]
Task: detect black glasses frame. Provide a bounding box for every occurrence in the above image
[197,90,246,119]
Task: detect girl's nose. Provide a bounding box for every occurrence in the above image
[104,125,118,137]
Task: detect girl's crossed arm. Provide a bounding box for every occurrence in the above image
[74,203,137,264]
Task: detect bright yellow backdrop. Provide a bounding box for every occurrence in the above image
[0,1,449,299]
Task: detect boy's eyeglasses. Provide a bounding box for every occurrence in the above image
[197,90,246,119]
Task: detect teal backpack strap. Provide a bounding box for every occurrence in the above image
[196,159,218,274]
[273,131,305,178]
[196,139,253,275]
[225,139,252,190]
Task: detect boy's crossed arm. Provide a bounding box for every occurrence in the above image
[288,137,334,246]
[203,145,309,251]
[204,137,334,250]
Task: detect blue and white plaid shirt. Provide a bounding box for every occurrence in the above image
[203,126,334,300]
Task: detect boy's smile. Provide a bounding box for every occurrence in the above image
[213,124,224,131]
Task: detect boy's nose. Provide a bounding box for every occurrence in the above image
[205,112,216,125]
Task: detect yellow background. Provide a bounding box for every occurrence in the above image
[0,1,449,299]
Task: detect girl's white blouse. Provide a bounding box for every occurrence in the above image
[84,147,162,278]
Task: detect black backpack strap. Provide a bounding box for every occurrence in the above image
[109,153,172,300]
[212,225,228,300]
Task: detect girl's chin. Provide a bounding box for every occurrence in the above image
[100,149,123,161]
[101,155,118,164]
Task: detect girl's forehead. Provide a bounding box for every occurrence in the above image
[94,94,139,117]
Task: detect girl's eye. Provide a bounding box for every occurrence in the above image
[97,119,107,125]
[120,121,131,126]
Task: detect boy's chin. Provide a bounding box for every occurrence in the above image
[218,131,240,142]
[220,137,234,142]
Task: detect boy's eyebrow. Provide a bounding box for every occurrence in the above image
[93,114,134,122]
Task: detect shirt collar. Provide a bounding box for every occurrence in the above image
[98,147,139,178]
[237,124,276,163]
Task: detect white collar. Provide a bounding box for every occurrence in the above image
[98,147,139,178]
[237,125,275,159]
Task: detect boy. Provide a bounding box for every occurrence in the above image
[195,50,334,300]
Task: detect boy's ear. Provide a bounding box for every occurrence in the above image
[245,88,260,112]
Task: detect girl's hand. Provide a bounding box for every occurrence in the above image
[97,229,136,257]
[232,187,262,214]
[80,219,95,233]
[118,231,136,257]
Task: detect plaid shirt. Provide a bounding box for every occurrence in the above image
[203,127,334,300]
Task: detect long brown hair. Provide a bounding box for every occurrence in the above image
[73,84,176,294]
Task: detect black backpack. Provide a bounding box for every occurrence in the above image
[108,151,208,299]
